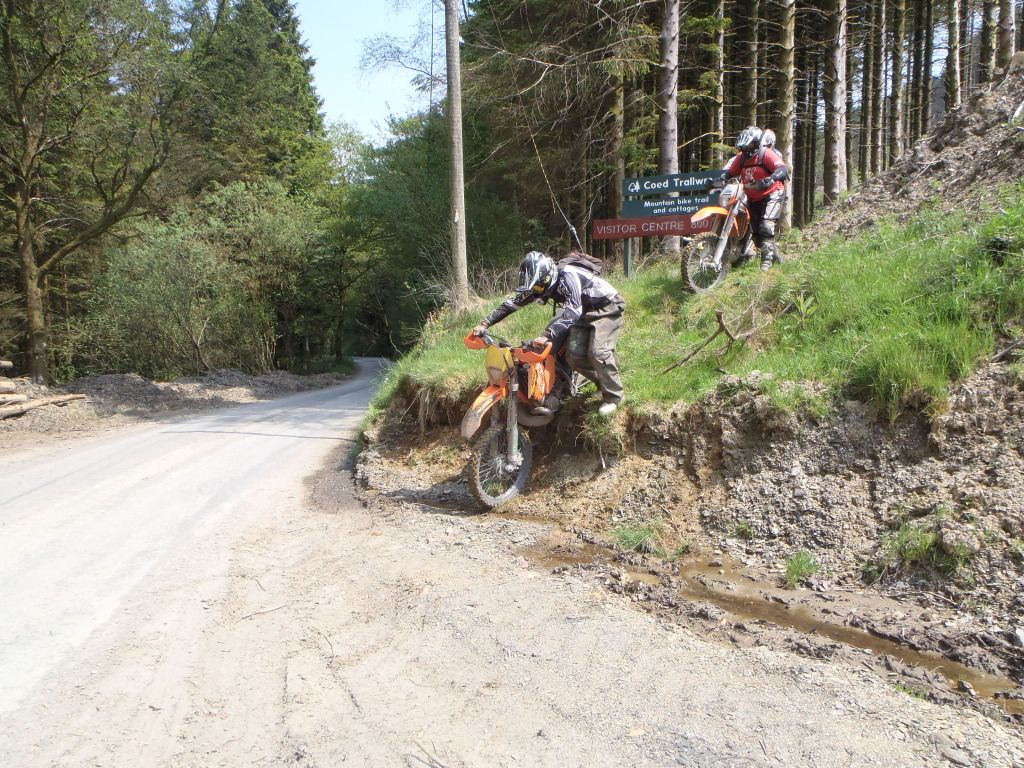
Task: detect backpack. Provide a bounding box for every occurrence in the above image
[557,251,604,276]
[755,129,785,170]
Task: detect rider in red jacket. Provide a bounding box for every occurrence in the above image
[722,126,789,272]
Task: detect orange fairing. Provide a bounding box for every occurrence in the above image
[464,332,486,350]
[690,206,728,223]
[461,384,506,439]
[517,340,552,365]
[691,206,741,237]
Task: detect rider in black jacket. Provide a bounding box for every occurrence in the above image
[473,251,626,414]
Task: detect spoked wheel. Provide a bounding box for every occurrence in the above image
[682,232,730,293]
[468,423,533,509]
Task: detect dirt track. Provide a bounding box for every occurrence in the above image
[1,361,1023,767]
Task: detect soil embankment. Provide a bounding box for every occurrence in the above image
[358,361,1024,726]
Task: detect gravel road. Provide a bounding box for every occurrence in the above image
[1,359,1021,767]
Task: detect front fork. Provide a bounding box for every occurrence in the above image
[712,205,737,269]
[506,373,520,461]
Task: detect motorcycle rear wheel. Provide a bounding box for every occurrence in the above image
[468,423,533,509]
[682,232,730,293]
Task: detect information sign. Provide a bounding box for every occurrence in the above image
[592,215,714,241]
[622,171,721,198]
[621,193,717,218]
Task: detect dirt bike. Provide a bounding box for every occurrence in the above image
[681,178,760,293]
[460,331,575,509]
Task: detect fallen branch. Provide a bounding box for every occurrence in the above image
[661,310,748,374]
[0,393,85,419]
[0,394,27,405]
[993,336,1024,363]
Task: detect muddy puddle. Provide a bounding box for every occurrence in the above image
[520,533,1024,718]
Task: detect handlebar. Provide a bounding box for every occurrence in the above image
[463,331,552,361]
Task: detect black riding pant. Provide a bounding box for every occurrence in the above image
[747,188,785,249]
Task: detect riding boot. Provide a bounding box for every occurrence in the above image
[760,241,779,272]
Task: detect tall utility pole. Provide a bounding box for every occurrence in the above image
[444,0,469,310]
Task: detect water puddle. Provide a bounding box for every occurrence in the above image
[676,561,1024,717]
[520,536,1023,717]
[519,533,662,586]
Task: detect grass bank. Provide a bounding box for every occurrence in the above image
[373,184,1024,421]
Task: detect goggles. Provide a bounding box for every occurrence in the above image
[531,274,552,294]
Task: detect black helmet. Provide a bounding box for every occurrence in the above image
[516,250,557,295]
[736,125,764,158]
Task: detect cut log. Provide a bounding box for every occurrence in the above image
[0,360,12,369]
[0,382,16,394]
[0,394,28,405]
[0,394,86,419]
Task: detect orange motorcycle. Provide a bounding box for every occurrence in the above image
[681,178,758,293]
[460,331,569,508]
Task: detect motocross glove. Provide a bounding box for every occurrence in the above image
[705,173,727,191]
[755,177,775,190]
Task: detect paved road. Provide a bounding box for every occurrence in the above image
[0,360,382,717]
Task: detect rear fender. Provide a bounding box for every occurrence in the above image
[461,385,507,439]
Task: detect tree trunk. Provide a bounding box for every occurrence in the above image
[658,0,681,253]
[713,0,726,165]
[740,0,760,126]
[808,61,821,221]
[824,0,849,204]
[981,1,999,82]
[960,0,972,94]
[775,0,796,231]
[998,0,1018,70]
[846,10,857,185]
[946,0,962,110]
[910,1,924,142]
[869,0,885,175]
[19,232,48,384]
[444,0,469,310]
[860,0,876,182]
[889,0,906,164]
[611,76,625,269]
[922,0,935,135]
[794,42,810,225]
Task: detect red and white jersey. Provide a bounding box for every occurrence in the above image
[725,147,787,202]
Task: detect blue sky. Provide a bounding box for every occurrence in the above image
[291,0,433,141]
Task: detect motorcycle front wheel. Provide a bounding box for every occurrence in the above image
[682,232,730,293]
[468,423,533,509]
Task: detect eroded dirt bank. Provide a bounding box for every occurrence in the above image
[357,363,1024,733]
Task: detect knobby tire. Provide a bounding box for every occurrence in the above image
[468,423,533,509]
[682,232,730,293]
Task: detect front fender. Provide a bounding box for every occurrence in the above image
[690,206,729,225]
[461,385,507,439]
